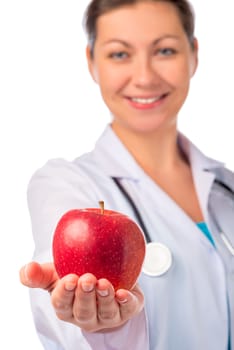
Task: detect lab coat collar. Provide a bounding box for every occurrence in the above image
[93,124,225,179]
[178,133,225,221]
[178,132,224,172]
[94,125,145,180]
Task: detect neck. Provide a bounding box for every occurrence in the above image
[111,123,187,176]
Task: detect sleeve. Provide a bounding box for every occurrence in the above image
[27,158,149,350]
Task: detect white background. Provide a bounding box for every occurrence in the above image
[0,1,233,349]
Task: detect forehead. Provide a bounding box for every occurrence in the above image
[95,2,185,43]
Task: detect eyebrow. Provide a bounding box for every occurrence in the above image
[102,35,180,47]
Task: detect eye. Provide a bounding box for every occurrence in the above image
[109,51,129,60]
[156,48,177,56]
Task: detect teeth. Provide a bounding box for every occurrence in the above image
[131,96,161,104]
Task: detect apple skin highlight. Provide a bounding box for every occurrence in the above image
[52,208,146,290]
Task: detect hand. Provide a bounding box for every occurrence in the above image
[19,262,144,332]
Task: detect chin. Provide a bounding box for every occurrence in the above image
[112,108,177,135]
[130,117,174,135]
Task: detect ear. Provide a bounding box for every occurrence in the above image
[86,45,98,83]
[190,37,199,77]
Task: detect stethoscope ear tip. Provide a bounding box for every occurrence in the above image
[142,242,172,277]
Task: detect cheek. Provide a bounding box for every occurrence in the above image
[98,67,129,95]
[167,65,190,88]
[156,58,193,88]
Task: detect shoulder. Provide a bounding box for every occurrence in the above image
[27,153,104,209]
[28,152,96,187]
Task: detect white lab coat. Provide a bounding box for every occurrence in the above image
[28,125,234,350]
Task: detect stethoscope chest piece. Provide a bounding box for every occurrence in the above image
[143,242,172,277]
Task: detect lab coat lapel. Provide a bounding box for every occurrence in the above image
[191,167,215,224]
[178,133,221,223]
[207,167,234,193]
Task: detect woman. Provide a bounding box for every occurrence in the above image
[20,0,234,349]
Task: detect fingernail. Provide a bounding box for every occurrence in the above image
[82,283,94,292]
[65,282,76,291]
[117,297,128,304]
[64,277,77,291]
[97,289,109,297]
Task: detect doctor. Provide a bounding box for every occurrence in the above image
[20,0,234,349]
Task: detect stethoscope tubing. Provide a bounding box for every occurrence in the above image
[112,177,151,243]
[209,204,234,256]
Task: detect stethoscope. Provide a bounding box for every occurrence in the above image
[112,177,234,277]
[208,179,234,256]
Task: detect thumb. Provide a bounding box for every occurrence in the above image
[19,261,58,291]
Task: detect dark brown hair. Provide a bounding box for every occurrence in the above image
[83,0,195,56]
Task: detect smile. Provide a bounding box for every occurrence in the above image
[127,94,168,110]
[130,96,162,104]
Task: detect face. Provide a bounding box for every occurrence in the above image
[86,1,198,136]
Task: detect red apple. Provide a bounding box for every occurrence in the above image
[52,202,146,290]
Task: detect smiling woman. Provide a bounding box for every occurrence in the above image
[17,1,234,350]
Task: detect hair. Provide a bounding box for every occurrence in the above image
[83,0,195,57]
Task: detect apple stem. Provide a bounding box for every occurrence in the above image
[99,200,104,214]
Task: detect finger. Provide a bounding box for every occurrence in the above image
[73,273,97,329]
[116,284,144,321]
[19,262,58,291]
[96,278,120,324]
[51,274,78,321]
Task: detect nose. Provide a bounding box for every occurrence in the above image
[132,55,159,88]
